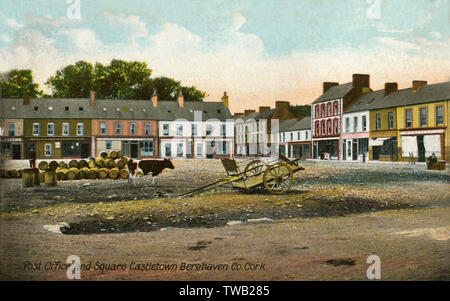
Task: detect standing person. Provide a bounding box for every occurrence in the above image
[29,148,37,169]
[128,161,138,187]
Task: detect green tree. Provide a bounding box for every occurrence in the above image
[94,59,152,99]
[150,77,181,100]
[0,69,42,98]
[290,105,311,118]
[181,86,206,102]
[45,60,94,98]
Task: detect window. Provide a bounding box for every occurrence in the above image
[33,123,40,136]
[47,123,55,136]
[130,123,137,135]
[347,141,351,157]
[305,131,309,140]
[297,132,301,141]
[334,102,339,115]
[334,119,339,134]
[165,144,171,157]
[106,141,112,150]
[290,133,293,141]
[45,143,52,156]
[345,118,350,133]
[206,124,212,136]
[436,106,444,125]
[388,112,394,129]
[34,106,38,111]
[115,122,122,134]
[327,103,331,116]
[376,113,381,130]
[140,140,154,156]
[321,104,326,117]
[177,124,183,136]
[100,122,107,135]
[315,121,320,136]
[316,106,320,118]
[322,120,326,135]
[353,116,358,132]
[192,124,197,136]
[420,108,427,127]
[327,120,332,134]
[62,123,69,136]
[221,124,226,136]
[177,143,183,157]
[77,123,84,135]
[196,143,203,156]
[145,123,151,135]
[79,107,84,111]
[405,109,412,128]
[362,116,367,131]
[282,133,285,142]
[163,124,169,136]
[65,106,69,111]
[8,123,16,137]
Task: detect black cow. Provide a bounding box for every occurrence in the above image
[138,159,175,184]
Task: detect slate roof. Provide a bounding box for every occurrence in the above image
[313,82,353,104]
[344,89,385,113]
[368,81,450,110]
[279,117,311,132]
[0,98,233,121]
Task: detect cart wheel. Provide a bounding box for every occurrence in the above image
[244,160,264,177]
[263,162,293,194]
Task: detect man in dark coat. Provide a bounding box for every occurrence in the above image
[29,148,37,169]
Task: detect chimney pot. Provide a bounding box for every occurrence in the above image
[90,91,96,105]
[323,82,339,94]
[178,91,184,108]
[412,80,427,92]
[384,83,398,96]
[259,106,270,113]
[151,89,158,108]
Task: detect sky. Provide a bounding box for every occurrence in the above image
[1,0,449,113]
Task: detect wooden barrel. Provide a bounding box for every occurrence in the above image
[79,159,89,169]
[45,171,57,186]
[100,152,108,159]
[119,169,129,179]
[39,171,45,183]
[105,158,116,169]
[56,169,65,181]
[33,168,40,186]
[108,168,119,179]
[88,169,98,179]
[69,160,79,169]
[116,160,125,170]
[22,169,35,187]
[58,161,68,169]
[95,158,105,168]
[98,168,109,179]
[48,161,59,171]
[88,159,96,169]
[79,167,89,179]
[66,168,77,180]
[117,150,124,158]
[38,161,48,170]
[109,150,118,159]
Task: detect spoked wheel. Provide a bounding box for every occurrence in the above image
[263,162,293,194]
[244,160,265,177]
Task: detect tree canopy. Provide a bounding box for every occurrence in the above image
[290,105,311,118]
[45,59,206,101]
[0,69,43,98]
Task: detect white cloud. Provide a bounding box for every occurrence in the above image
[5,18,24,29]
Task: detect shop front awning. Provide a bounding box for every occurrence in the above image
[369,137,389,146]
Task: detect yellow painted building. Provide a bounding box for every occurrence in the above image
[368,81,450,163]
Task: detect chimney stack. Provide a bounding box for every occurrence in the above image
[275,101,290,115]
[178,91,184,108]
[323,82,339,94]
[151,89,158,108]
[244,109,255,117]
[412,80,427,92]
[259,106,270,113]
[384,83,398,96]
[221,91,229,108]
[234,112,243,119]
[352,74,370,88]
[90,91,96,105]
[23,94,30,106]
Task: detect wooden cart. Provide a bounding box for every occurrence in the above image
[178,156,305,197]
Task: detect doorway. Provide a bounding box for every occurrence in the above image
[373,146,381,160]
[352,140,358,160]
[12,144,21,160]
[130,142,139,159]
[81,142,90,158]
[417,135,425,162]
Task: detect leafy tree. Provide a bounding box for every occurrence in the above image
[0,69,42,98]
[45,61,94,98]
[94,59,152,99]
[181,86,206,102]
[150,77,181,100]
[290,105,311,118]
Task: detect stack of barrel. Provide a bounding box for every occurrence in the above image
[36,150,131,181]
